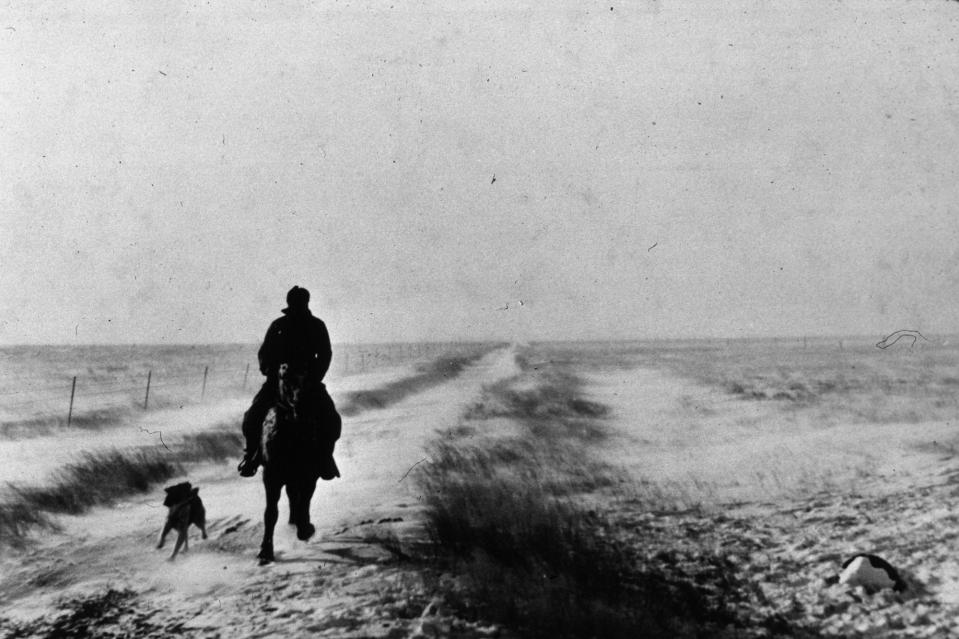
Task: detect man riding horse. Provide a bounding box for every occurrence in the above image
[238,286,340,478]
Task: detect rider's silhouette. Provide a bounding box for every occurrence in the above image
[238,286,338,477]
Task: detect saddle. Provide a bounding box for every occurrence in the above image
[262,367,342,480]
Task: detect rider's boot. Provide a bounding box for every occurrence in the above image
[237,447,261,477]
[318,454,340,481]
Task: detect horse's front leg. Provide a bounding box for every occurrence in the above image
[259,471,282,565]
[293,478,317,541]
[286,485,296,525]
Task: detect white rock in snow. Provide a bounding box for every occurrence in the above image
[838,554,906,592]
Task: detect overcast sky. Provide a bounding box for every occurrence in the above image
[2,0,958,345]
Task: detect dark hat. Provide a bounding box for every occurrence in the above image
[283,286,310,313]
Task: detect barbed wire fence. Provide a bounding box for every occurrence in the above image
[0,342,479,430]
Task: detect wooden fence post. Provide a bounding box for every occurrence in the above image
[67,376,77,426]
[243,363,250,390]
[144,370,152,409]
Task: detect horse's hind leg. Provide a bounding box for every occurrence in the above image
[293,480,317,541]
[286,485,295,525]
[259,473,282,565]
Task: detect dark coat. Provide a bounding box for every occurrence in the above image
[257,309,332,381]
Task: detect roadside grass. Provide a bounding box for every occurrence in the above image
[0,501,50,544]
[9,450,178,516]
[464,369,609,441]
[0,406,142,440]
[416,443,748,637]
[413,352,755,638]
[340,347,495,416]
[0,428,242,547]
[418,441,708,638]
[518,341,655,373]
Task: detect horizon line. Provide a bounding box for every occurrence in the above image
[0,332,950,349]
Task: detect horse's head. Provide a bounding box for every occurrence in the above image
[277,363,308,411]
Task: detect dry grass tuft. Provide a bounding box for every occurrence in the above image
[0,428,242,546]
[341,348,494,416]
[418,442,717,637]
[9,450,178,517]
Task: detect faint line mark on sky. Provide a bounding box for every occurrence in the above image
[876,330,929,349]
[139,426,171,451]
[398,458,429,483]
[648,242,658,251]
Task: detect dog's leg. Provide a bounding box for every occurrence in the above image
[170,529,187,560]
[157,521,173,549]
[195,502,208,540]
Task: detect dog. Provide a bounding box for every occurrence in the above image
[157,482,208,560]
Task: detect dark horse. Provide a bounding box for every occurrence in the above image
[257,362,341,565]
